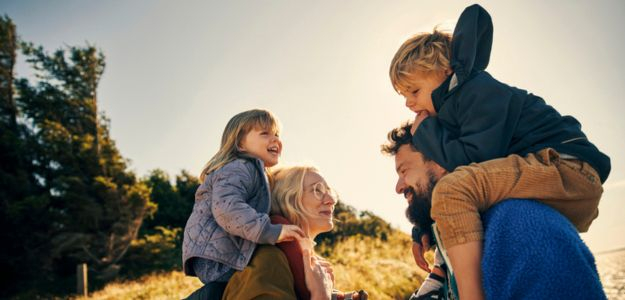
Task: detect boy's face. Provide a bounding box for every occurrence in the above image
[398,70,449,116]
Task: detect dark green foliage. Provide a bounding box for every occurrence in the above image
[140,169,198,234]
[0,15,41,296]
[121,226,183,278]
[315,200,394,256]
[121,169,198,276]
[0,16,154,297]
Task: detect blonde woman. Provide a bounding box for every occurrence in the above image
[222,166,367,300]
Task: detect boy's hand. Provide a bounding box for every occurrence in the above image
[412,234,432,272]
[410,111,430,135]
[277,224,305,243]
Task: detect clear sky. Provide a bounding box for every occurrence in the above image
[2,0,624,252]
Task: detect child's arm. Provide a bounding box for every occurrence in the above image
[211,160,284,244]
[278,224,305,243]
[413,87,524,171]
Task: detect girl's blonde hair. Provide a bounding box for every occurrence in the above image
[270,165,320,236]
[389,29,452,93]
[199,109,280,181]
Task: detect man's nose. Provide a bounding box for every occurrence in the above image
[395,178,405,194]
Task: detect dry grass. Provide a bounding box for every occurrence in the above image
[328,232,429,299]
[72,271,203,300]
[75,231,427,300]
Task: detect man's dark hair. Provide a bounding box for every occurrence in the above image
[381,121,429,161]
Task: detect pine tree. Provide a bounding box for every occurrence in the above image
[2,35,155,294]
[0,15,42,296]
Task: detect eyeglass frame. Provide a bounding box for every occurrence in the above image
[308,181,338,201]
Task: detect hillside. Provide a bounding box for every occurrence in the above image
[74,237,625,299]
[74,231,426,300]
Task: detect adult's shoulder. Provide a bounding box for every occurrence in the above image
[252,245,289,267]
[223,245,295,300]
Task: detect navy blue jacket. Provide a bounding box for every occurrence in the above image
[413,4,611,183]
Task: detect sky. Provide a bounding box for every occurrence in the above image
[2,0,624,253]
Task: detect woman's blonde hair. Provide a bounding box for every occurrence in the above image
[389,29,452,93]
[270,165,320,236]
[199,109,280,181]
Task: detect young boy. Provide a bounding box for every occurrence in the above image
[389,4,610,299]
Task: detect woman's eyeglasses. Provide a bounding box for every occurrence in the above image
[311,182,337,201]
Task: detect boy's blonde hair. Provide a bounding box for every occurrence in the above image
[199,109,280,181]
[270,165,320,237]
[389,29,452,93]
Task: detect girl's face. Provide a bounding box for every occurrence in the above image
[301,171,336,238]
[239,126,282,167]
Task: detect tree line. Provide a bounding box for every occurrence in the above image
[0,15,394,298]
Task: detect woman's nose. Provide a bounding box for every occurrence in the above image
[324,193,337,205]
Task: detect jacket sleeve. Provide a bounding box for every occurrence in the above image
[222,245,297,300]
[211,160,282,244]
[413,86,523,171]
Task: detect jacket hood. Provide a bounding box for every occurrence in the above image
[451,4,494,84]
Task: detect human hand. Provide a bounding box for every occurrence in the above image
[315,256,334,285]
[410,111,430,135]
[332,290,368,300]
[303,249,333,300]
[277,224,305,243]
[412,234,432,273]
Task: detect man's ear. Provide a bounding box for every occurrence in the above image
[430,162,448,179]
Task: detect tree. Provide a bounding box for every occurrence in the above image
[140,169,198,234]
[0,22,155,294]
[0,15,42,296]
[120,169,198,277]
[315,200,393,256]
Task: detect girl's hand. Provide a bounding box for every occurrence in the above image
[277,224,305,243]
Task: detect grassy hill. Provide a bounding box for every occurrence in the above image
[73,231,428,300]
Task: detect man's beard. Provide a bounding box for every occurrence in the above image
[405,172,438,239]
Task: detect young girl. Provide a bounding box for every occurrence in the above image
[182,109,304,299]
